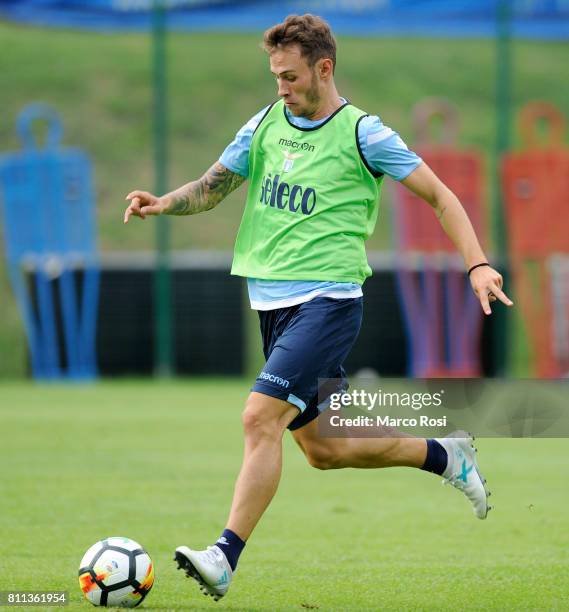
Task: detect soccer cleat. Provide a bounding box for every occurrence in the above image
[174,545,232,601]
[436,431,490,519]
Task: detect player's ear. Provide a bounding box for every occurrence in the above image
[317,58,334,80]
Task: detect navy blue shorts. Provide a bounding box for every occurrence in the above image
[252,297,363,431]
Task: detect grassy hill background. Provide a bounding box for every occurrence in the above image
[0,22,567,377]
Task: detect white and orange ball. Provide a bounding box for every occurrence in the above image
[78,537,154,607]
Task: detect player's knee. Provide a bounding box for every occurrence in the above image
[242,406,270,439]
[241,397,281,442]
[305,445,338,470]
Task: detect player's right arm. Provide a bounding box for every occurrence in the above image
[123,162,245,223]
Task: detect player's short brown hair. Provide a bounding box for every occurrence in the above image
[263,14,337,71]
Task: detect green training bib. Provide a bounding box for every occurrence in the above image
[231,99,384,285]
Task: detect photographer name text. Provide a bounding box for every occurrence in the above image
[329,414,447,427]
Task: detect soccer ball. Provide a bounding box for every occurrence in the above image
[78,537,154,607]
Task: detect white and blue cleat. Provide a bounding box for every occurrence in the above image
[436,431,492,519]
[175,545,232,601]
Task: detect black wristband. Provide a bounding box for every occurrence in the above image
[467,262,490,277]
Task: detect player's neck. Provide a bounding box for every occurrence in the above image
[305,87,343,121]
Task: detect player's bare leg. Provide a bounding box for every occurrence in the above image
[292,414,490,519]
[291,415,427,469]
[226,392,299,538]
[175,392,298,600]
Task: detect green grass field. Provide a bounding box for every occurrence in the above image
[2,379,568,610]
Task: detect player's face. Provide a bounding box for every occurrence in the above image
[269,45,322,118]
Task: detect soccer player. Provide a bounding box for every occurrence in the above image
[124,14,513,601]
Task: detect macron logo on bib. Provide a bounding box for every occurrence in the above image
[278,138,316,152]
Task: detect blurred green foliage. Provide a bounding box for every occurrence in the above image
[0,23,567,377]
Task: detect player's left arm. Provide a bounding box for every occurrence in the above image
[401,161,514,315]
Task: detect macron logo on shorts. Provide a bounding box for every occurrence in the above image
[259,371,290,388]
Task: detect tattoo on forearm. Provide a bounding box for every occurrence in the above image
[166,162,245,215]
[436,206,447,220]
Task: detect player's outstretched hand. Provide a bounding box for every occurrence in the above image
[124,190,166,223]
[469,265,514,315]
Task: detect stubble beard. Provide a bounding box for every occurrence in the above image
[295,71,321,119]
